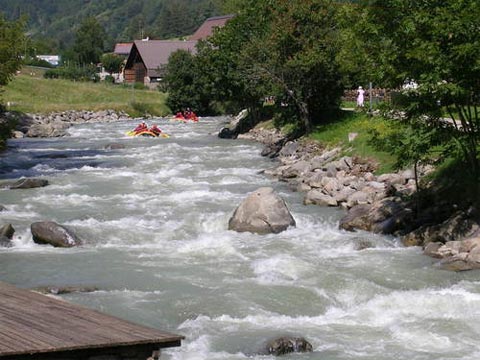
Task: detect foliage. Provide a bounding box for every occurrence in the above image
[23,57,54,68]
[361,0,480,185]
[3,69,169,116]
[44,64,99,82]
[0,0,225,52]
[175,0,345,134]
[71,17,106,65]
[0,14,25,87]
[164,50,196,112]
[101,53,124,75]
[239,0,344,133]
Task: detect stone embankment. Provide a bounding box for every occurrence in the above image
[2,109,130,139]
[233,122,480,271]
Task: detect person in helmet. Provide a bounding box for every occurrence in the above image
[133,121,148,133]
[149,124,162,135]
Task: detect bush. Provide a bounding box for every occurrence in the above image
[104,75,115,83]
[23,58,54,68]
[43,64,98,82]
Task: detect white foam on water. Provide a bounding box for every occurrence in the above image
[30,193,100,206]
[30,164,60,173]
[251,255,313,285]
[0,204,39,219]
[176,235,244,259]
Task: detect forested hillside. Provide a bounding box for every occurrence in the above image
[0,0,224,52]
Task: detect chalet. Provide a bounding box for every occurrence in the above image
[124,40,197,87]
[189,15,234,41]
[122,15,233,87]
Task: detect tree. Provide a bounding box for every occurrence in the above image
[164,49,214,115]
[72,17,106,65]
[239,0,344,133]
[0,14,25,87]
[361,0,480,185]
[101,53,124,76]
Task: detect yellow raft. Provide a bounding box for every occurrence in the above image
[126,130,170,138]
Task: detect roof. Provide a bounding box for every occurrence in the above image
[129,40,198,77]
[0,281,183,357]
[189,14,234,41]
[114,42,133,55]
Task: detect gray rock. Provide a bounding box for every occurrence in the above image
[402,212,479,247]
[339,204,372,232]
[31,221,81,247]
[423,242,444,259]
[5,178,49,189]
[0,224,15,239]
[281,160,311,179]
[304,189,338,207]
[228,187,296,234]
[265,336,313,356]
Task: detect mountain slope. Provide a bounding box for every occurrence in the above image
[0,0,223,51]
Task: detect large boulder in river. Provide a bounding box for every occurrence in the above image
[264,336,313,356]
[228,187,296,234]
[31,221,81,247]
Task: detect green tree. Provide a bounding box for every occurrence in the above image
[239,0,344,133]
[164,49,213,115]
[362,0,480,184]
[0,14,25,87]
[72,17,106,65]
[101,53,124,75]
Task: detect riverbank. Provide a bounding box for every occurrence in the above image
[235,118,480,271]
[3,68,170,116]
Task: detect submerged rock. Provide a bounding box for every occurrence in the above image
[32,285,99,295]
[31,221,81,248]
[228,187,296,234]
[3,178,49,189]
[104,143,126,150]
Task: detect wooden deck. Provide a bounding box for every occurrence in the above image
[0,281,184,359]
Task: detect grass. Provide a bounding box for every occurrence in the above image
[308,110,397,174]
[3,67,170,117]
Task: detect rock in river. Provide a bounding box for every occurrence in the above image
[228,187,296,234]
[264,336,313,356]
[31,221,81,248]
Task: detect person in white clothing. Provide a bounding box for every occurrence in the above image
[356,86,365,108]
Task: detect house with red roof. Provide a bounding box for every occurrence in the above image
[189,15,234,41]
[124,40,197,86]
[122,15,233,87]
[113,43,133,57]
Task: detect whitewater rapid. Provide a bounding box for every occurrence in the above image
[1,117,480,359]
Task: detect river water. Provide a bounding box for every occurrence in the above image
[1,117,480,360]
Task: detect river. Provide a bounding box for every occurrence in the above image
[1,117,480,360]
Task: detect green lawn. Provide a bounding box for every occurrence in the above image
[3,67,170,117]
[308,111,397,174]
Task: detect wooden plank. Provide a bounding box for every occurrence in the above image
[0,281,184,357]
